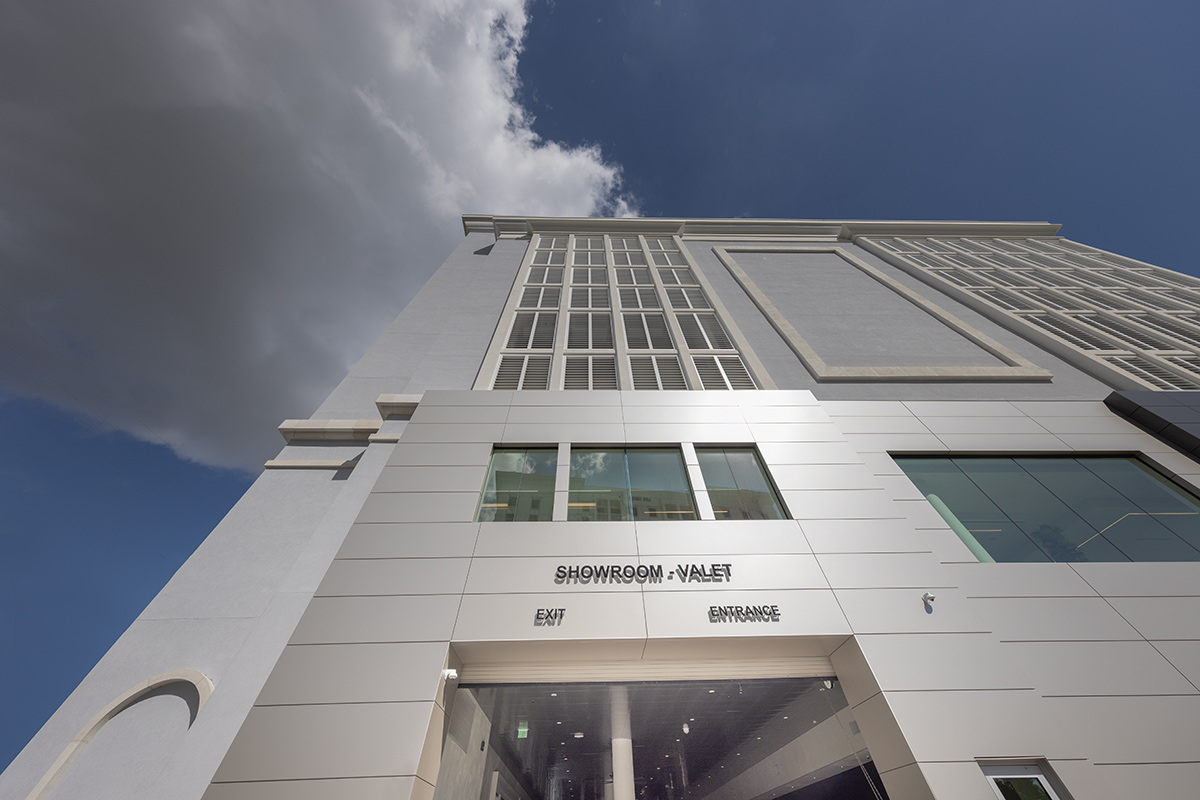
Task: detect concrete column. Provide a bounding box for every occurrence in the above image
[609,686,635,800]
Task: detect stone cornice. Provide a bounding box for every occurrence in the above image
[462,214,1062,239]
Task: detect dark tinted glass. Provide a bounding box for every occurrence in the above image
[994,777,1053,800]
[477,449,557,522]
[896,456,1200,563]
[696,448,786,520]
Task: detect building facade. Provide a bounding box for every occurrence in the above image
[5,216,1200,800]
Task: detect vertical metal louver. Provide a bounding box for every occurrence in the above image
[619,287,661,309]
[692,356,756,390]
[615,268,652,285]
[570,287,610,309]
[563,356,618,390]
[629,356,687,390]
[493,355,552,390]
[975,288,1037,311]
[657,268,697,286]
[934,269,990,288]
[567,313,614,350]
[666,287,710,309]
[506,312,557,349]
[1062,289,1127,311]
[623,313,674,349]
[519,287,561,308]
[676,313,733,350]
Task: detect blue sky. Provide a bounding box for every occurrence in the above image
[2,0,1199,770]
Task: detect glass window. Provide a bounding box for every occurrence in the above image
[477,449,557,522]
[896,456,1200,563]
[983,764,1066,800]
[569,448,696,521]
[696,448,787,520]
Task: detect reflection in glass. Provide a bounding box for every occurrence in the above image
[696,448,787,520]
[993,777,1054,800]
[477,449,557,522]
[432,678,889,800]
[568,449,696,521]
[896,456,1200,563]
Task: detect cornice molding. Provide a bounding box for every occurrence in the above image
[462,214,1062,239]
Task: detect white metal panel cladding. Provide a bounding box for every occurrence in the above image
[457,657,836,684]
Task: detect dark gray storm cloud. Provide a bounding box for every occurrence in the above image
[0,0,631,469]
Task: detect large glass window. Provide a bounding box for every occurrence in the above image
[696,447,787,520]
[896,456,1200,562]
[569,448,696,521]
[477,449,558,522]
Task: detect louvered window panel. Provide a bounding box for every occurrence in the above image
[1148,271,1200,289]
[610,237,640,250]
[624,313,674,349]
[573,250,606,266]
[1021,289,1087,311]
[1108,270,1167,289]
[978,270,1027,288]
[1060,269,1120,288]
[572,267,608,285]
[986,252,1039,270]
[571,287,610,309]
[629,356,687,390]
[693,356,757,390]
[1101,355,1199,390]
[652,251,687,266]
[1063,289,1128,311]
[933,269,989,288]
[1077,315,1178,351]
[1162,356,1200,383]
[1016,252,1073,269]
[1020,269,1071,288]
[906,254,949,271]
[1109,289,1192,311]
[519,287,561,309]
[532,249,566,266]
[1155,289,1200,308]
[909,239,954,254]
[506,312,557,349]
[612,250,647,266]
[1129,315,1200,348]
[493,355,552,390]
[1019,314,1121,351]
[564,356,618,390]
[677,313,733,350]
[528,266,564,284]
[667,287,710,309]
[947,239,992,254]
[619,287,661,309]
[1021,239,1068,254]
[871,238,916,253]
[616,268,652,285]
[658,268,697,286]
[975,288,1036,311]
[1054,252,1107,269]
[985,239,1026,254]
[567,313,614,350]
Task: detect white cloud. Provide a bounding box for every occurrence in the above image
[0,0,635,471]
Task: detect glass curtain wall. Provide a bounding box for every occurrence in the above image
[477,449,558,522]
[695,448,787,520]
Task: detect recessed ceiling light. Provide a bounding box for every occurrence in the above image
[551,692,557,697]
[574,732,583,738]
[708,689,715,693]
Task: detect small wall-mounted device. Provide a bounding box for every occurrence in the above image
[442,668,459,682]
